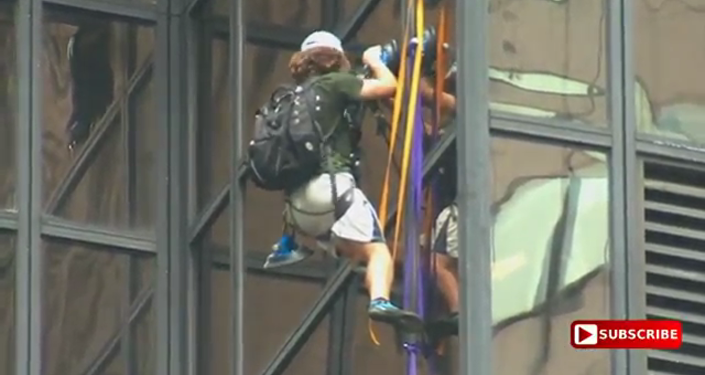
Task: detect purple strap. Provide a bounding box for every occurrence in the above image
[402,39,433,375]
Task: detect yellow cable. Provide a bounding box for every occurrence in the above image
[369,1,415,347]
[390,0,425,264]
[378,6,413,237]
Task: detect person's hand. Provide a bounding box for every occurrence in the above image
[362,45,383,66]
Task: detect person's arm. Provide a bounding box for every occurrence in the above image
[419,78,457,112]
[358,46,398,100]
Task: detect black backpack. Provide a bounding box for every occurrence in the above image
[246,77,334,192]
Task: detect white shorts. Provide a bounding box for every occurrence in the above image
[431,204,458,258]
[285,173,384,248]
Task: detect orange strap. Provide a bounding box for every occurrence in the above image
[369,0,416,347]
[378,8,413,236]
[434,3,449,128]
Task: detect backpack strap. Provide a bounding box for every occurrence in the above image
[297,76,347,214]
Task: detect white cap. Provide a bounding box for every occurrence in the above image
[300,31,343,52]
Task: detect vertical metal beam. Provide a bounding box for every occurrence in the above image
[455,2,492,375]
[229,0,245,374]
[151,7,191,375]
[16,0,43,374]
[122,24,139,375]
[607,0,629,371]
[184,10,201,375]
[155,12,171,375]
[196,22,214,210]
[615,0,648,373]
[168,13,190,375]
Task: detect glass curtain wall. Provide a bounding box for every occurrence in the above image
[5,0,704,374]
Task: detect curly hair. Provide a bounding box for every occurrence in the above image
[289,46,351,83]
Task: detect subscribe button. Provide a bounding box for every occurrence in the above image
[571,320,682,349]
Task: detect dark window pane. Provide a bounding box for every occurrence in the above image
[244,275,328,374]
[197,37,230,211]
[42,12,156,233]
[490,138,610,375]
[203,231,330,375]
[0,233,15,375]
[247,0,320,28]
[0,3,16,209]
[201,211,229,375]
[42,240,155,375]
[634,0,705,143]
[212,0,228,17]
[207,265,229,375]
[488,0,607,126]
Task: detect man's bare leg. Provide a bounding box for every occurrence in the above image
[434,252,460,313]
[336,238,423,331]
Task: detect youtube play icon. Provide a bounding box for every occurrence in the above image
[573,324,598,346]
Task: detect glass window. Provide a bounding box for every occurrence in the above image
[490,138,610,375]
[0,233,15,375]
[634,0,705,144]
[243,275,329,375]
[199,211,229,375]
[41,10,156,233]
[488,0,608,126]
[247,0,320,29]
[42,241,156,375]
[0,2,16,210]
[196,36,230,212]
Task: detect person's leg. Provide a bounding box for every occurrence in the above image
[428,204,460,336]
[331,188,422,329]
[433,252,459,313]
[336,239,393,300]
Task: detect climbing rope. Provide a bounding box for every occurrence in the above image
[371,1,451,363]
[368,0,416,346]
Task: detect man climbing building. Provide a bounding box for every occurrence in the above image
[249,31,424,332]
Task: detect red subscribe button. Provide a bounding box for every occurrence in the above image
[571,320,682,349]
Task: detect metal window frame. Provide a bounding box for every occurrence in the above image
[229,0,244,374]
[607,0,638,374]
[15,0,43,374]
[455,1,493,375]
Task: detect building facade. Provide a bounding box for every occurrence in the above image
[0,0,703,374]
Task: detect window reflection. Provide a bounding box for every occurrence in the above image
[0,3,16,209]
[243,275,328,375]
[491,138,610,375]
[488,0,607,126]
[41,11,156,232]
[634,0,705,144]
[247,0,320,28]
[197,37,230,211]
[42,241,155,375]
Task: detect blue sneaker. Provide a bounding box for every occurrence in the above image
[263,235,313,269]
[368,298,424,333]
